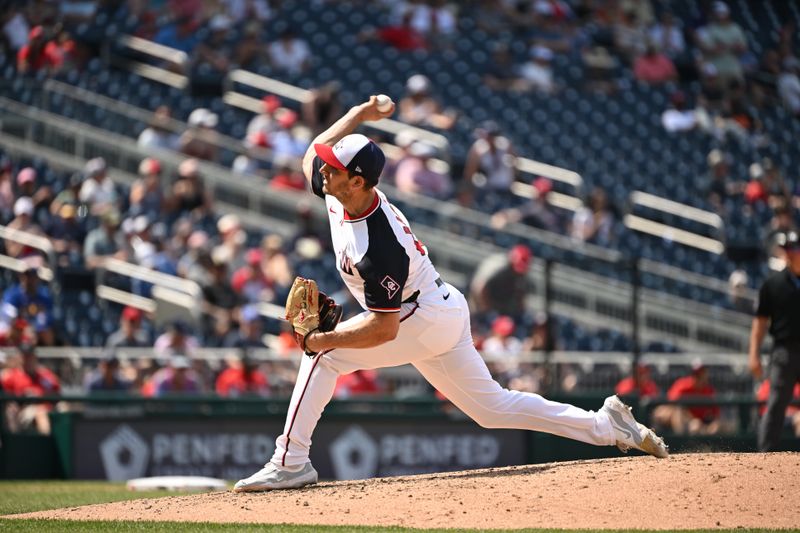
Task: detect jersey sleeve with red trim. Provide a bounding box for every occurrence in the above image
[355,212,410,312]
[310,156,325,199]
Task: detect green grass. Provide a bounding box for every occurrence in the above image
[0,481,192,516]
[0,482,797,532]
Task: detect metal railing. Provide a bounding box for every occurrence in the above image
[624,215,726,254]
[97,258,203,324]
[632,191,724,230]
[112,35,189,89]
[27,346,758,398]
[224,68,452,152]
[0,252,54,282]
[625,192,726,255]
[224,67,586,194]
[109,37,584,193]
[0,226,58,289]
[0,225,57,265]
[28,345,753,368]
[39,79,268,168]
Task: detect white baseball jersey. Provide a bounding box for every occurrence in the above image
[310,156,449,311]
[264,155,621,471]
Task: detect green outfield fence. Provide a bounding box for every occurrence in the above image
[1,394,798,480]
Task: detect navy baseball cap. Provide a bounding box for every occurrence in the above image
[314,134,385,186]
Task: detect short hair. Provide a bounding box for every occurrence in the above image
[348,169,377,189]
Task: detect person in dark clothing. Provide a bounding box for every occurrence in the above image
[201,257,243,343]
[469,244,532,320]
[170,158,212,219]
[105,306,150,349]
[302,81,343,135]
[84,355,132,393]
[750,230,800,451]
[46,203,86,266]
[223,304,265,348]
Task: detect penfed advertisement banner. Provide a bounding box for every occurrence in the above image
[71,417,527,481]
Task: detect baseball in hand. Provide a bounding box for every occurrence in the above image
[376,94,393,113]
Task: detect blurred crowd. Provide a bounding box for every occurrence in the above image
[3,1,797,246]
[0,148,342,343]
[1,0,799,438]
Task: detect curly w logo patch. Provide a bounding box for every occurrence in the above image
[381,276,400,299]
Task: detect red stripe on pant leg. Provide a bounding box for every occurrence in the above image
[400,302,419,323]
[281,354,322,466]
[280,307,416,466]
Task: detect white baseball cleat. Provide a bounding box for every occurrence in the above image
[601,395,669,459]
[233,462,318,492]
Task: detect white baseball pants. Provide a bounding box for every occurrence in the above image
[271,284,616,467]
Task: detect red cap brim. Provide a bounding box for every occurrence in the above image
[314,144,347,170]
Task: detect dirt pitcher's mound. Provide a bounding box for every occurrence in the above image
[13,452,800,530]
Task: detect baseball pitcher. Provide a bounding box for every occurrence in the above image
[234,96,668,492]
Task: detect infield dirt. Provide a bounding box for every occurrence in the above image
[12,452,800,530]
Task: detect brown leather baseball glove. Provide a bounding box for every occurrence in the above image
[285,277,343,356]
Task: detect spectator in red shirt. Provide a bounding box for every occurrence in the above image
[360,11,427,52]
[270,159,307,191]
[653,361,721,435]
[231,248,273,304]
[615,364,660,398]
[334,370,382,399]
[1,343,60,434]
[215,354,270,397]
[743,163,769,205]
[168,0,203,22]
[633,43,677,84]
[0,318,34,347]
[17,26,63,74]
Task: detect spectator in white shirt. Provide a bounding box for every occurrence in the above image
[571,188,614,246]
[222,0,272,24]
[154,320,199,361]
[2,9,30,51]
[519,45,557,93]
[408,0,456,35]
[648,11,685,59]
[268,108,308,160]
[138,106,180,152]
[79,158,118,215]
[247,94,281,137]
[483,315,523,359]
[232,131,270,178]
[268,29,311,75]
[395,141,452,199]
[697,1,748,85]
[402,0,457,49]
[661,90,698,133]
